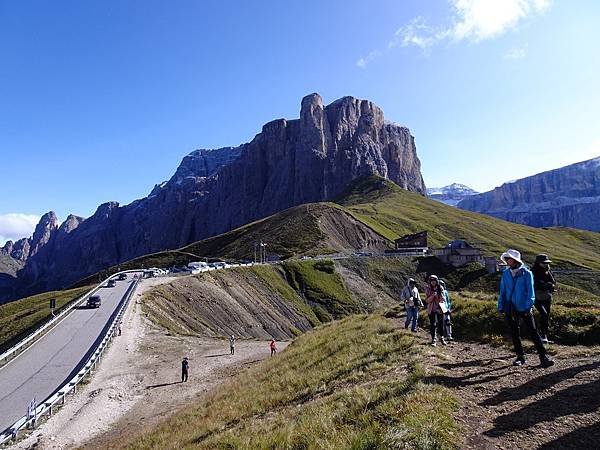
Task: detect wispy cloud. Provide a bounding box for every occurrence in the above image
[0,213,39,246]
[357,0,551,67]
[504,46,528,59]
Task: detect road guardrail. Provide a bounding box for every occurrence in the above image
[0,273,141,446]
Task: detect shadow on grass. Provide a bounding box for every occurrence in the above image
[205,353,231,358]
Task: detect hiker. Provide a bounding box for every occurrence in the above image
[270,339,277,357]
[229,334,236,355]
[118,321,122,336]
[532,254,556,344]
[181,357,189,382]
[439,280,453,341]
[401,278,422,332]
[424,275,446,346]
[498,249,554,368]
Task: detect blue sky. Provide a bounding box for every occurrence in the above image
[1,0,599,243]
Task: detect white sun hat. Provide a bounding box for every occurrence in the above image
[500,248,523,265]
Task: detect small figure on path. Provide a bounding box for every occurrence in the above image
[425,275,446,346]
[229,334,236,355]
[118,321,122,336]
[532,254,556,344]
[181,357,189,382]
[439,280,453,341]
[401,278,422,332]
[270,339,277,357]
[498,249,554,368]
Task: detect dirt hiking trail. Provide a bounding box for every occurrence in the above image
[412,324,600,450]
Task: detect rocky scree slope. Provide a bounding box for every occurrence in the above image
[2,93,425,301]
[458,156,600,231]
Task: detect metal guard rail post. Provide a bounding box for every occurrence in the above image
[0,274,141,446]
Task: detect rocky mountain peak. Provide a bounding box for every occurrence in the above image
[29,211,59,257]
[4,93,426,301]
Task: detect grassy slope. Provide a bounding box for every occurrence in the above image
[142,262,381,339]
[0,285,93,352]
[126,315,459,450]
[72,203,349,288]
[338,177,600,271]
[449,292,600,346]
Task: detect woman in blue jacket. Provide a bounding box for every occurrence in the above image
[498,249,554,368]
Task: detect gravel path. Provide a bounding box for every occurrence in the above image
[414,327,600,449]
[13,277,287,450]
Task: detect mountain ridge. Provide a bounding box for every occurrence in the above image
[458,156,600,231]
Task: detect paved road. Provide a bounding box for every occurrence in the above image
[0,275,138,433]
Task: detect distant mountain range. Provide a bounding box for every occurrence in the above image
[0,93,426,302]
[427,183,479,206]
[458,157,600,231]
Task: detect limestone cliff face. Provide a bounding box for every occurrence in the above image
[7,93,425,299]
[458,157,600,231]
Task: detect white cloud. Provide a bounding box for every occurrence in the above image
[449,0,550,42]
[0,213,40,246]
[357,0,551,66]
[356,50,382,68]
[504,46,528,59]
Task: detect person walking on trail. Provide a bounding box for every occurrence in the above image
[532,254,556,344]
[498,249,554,368]
[229,334,236,355]
[439,280,453,341]
[270,339,278,357]
[401,278,422,332]
[181,357,189,382]
[424,275,446,346]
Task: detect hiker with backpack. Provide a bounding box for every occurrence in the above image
[532,254,556,344]
[401,278,422,332]
[270,339,278,357]
[498,249,554,368]
[439,280,453,341]
[424,275,446,346]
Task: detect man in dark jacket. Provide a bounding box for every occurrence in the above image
[181,357,189,382]
[498,249,554,368]
[532,254,556,344]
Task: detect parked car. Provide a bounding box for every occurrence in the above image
[87,295,102,308]
[118,273,128,280]
[107,279,116,288]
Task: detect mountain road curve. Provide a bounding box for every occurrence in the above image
[0,274,140,435]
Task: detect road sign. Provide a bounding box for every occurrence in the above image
[27,397,37,420]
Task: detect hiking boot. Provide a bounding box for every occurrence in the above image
[447,336,454,341]
[513,356,526,366]
[441,338,448,345]
[411,328,417,333]
[431,340,437,347]
[540,335,549,344]
[540,356,555,368]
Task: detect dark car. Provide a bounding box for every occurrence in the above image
[87,295,102,308]
[118,273,128,281]
[107,279,116,288]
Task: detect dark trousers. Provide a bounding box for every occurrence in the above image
[428,312,444,341]
[534,296,552,336]
[230,346,235,355]
[506,311,546,358]
[182,369,188,382]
